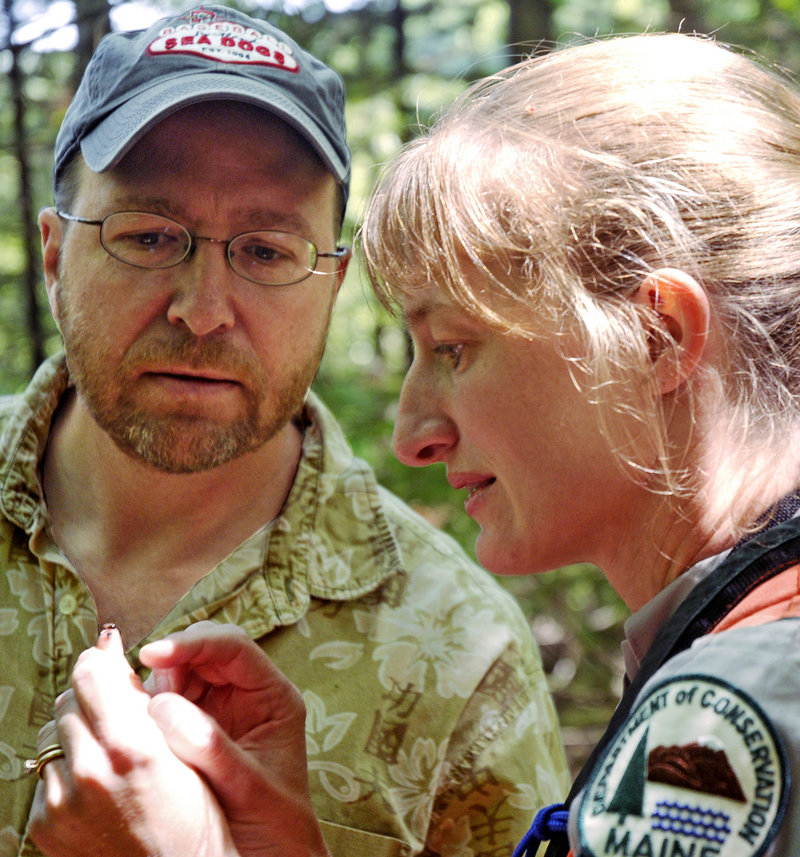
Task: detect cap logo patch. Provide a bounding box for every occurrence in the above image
[146,7,299,72]
[576,676,789,857]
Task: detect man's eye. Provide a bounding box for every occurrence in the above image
[253,245,278,261]
[249,244,286,263]
[133,232,171,247]
[108,228,183,260]
[237,239,297,265]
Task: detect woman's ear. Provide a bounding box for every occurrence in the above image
[633,267,710,395]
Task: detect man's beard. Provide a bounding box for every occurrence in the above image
[56,284,324,474]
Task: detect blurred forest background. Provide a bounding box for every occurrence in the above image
[4,0,800,775]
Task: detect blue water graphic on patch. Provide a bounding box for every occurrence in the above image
[651,800,731,844]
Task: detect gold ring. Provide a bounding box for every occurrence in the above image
[24,744,65,778]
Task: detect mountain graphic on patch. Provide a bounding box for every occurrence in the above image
[647,742,746,802]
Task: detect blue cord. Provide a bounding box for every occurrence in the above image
[512,803,569,857]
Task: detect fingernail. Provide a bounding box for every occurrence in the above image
[97,623,121,649]
[151,671,171,694]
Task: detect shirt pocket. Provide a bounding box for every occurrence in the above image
[319,819,413,857]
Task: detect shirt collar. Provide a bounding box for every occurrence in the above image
[621,495,800,680]
[621,550,730,681]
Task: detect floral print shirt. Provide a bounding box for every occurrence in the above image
[0,355,568,857]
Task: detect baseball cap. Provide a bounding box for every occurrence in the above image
[54,5,350,208]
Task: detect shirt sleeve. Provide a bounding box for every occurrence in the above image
[423,623,570,857]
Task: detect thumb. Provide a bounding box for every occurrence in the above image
[147,693,258,812]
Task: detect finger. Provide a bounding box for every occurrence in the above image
[140,623,257,683]
[150,688,309,794]
[31,717,69,810]
[143,663,215,704]
[142,664,185,696]
[148,692,220,761]
[148,692,266,813]
[141,624,305,739]
[72,625,145,702]
[35,718,60,755]
[141,622,294,698]
[70,628,161,757]
[29,687,226,857]
[30,690,114,852]
[149,692,326,857]
[53,687,115,782]
[95,622,124,653]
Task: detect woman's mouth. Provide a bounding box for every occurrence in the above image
[466,477,495,498]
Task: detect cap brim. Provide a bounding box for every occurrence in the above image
[80,71,348,184]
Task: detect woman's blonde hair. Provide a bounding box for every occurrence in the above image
[360,33,800,491]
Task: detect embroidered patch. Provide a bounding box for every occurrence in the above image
[146,7,299,72]
[577,675,789,857]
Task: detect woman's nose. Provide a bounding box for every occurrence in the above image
[392,369,457,467]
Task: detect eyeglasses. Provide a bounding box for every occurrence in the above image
[56,210,348,287]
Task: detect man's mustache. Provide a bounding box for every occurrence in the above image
[121,332,261,380]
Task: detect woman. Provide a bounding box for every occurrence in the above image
[360,33,800,856]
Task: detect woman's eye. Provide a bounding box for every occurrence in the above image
[434,343,465,368]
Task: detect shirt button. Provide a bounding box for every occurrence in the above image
[58,593,78,616]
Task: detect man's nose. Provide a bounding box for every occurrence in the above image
[165,241,236,336]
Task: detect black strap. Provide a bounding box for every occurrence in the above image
[543,514,800,857]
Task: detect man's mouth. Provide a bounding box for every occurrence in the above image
[137,369,243,398]
[140,363,241,384]
[153,371,234,383]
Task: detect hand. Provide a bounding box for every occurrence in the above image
[140,621,330,857]
[28,625,238,857]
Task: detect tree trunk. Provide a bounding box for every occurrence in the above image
[391,0,408,79]
[667,0,708,34]
[5,0,46,374]
[507,0,553,62]
[71,0,111,87]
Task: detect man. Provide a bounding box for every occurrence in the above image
[1,6,568,856]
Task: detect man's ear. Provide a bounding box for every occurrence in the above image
[39,207,64,326]
[632,267,710,395]
[334,246,351,296]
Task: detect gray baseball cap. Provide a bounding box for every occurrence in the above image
[54,5,350,209]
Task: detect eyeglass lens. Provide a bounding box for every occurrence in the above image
[99,212,319,286]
